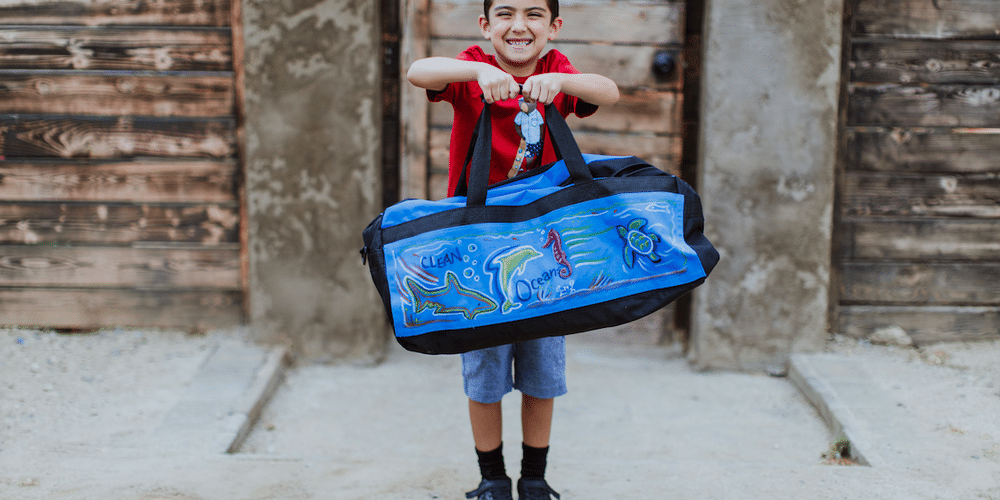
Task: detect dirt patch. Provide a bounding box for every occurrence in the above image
[0,327,219,455]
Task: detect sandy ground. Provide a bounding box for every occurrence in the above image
[823,334,1000,467]
[1,325,998,499]
[0,328,220,458]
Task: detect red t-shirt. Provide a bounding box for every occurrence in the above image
[429,45,598,196]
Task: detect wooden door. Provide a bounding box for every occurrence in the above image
[0,0,245,329]
[836,0,1000,343]
[400,0,691,344]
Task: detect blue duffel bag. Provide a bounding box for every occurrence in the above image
[361,103,718,354]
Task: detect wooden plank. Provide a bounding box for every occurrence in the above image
[400,0,431,200]
[429,89,681,134]
[566,90,680,134]
[428,170,450,201]
[0,287,243,329]
[841,171,1000,218]
[0,27,232,71]
[853,0,1000,39]
[430,1,684,44]
[837,305,1000,344]
[432,39,683,90]
[849,83,1000,127]
[0,159,237,203]
[0,0,232,27]
[847,128,1000,174]
[0,203,240,245]
[0,245,239,288]
[0,72,234,117]
[229,0,249,306]
[0,114,235,158]
[840,261,1000,305]
[851,40,1000,85]
[838,217,1000,261]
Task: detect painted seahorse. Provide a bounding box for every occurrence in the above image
[543,228,573,278]
[403,271,498,322]
[487,245,543,313]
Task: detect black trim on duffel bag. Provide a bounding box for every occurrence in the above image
[361,102,719,355]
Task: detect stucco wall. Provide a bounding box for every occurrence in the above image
[691,0,844,371]
[241,0,389,362]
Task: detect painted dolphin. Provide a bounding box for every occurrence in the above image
[487,245,543,313]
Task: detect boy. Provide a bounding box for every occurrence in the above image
[407,1,618,499]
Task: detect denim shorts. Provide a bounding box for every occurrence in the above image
[461,336,567,404]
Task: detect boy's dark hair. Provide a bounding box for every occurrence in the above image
[484,0,559,21]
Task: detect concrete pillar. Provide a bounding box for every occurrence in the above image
[691,0,844,371]
[241,0,389,362]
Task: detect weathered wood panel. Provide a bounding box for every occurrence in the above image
[0,27,232,71]
[838,305,1000,344]
[0,115,235,158]
[0,203,239,245]
[839,217,1000,261]
[853,0,1000,39]
[400,0,431,200]
[0,245,239,288]
[0,159,237,203]
[840,262,1000,305]
[851,40,1000,84]
[430,89,681,134]
[842,171,1000,218]
[848,129,1000,173]
[0,72,234,117]
[0,0,232,27]
[0,287,243,329]
[432,39,683,90]
[430,1,684,44]
[849,84,1000,127]
[838,0,1000,344]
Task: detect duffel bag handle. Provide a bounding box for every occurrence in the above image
[457,101,593,207]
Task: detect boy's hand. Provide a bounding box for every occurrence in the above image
[477,65,521,104]
[522,73,566,105]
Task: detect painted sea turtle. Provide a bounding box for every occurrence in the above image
[616,218,662,268]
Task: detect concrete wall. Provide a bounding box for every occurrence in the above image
[241,0,389,362]
[691,0,844,371]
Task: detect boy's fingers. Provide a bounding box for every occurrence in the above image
[506,80,520,100]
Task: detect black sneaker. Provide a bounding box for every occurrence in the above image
[466,477,513,500]
[517,478,561,500]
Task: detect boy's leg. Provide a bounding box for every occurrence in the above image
[521,394,553,448]
[512,338,565,499]
[462,345,516,499]
[469,398,504,452]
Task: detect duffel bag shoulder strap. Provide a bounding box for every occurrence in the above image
[459,102,594,207]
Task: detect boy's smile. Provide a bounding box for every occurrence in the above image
[480,0,562,77]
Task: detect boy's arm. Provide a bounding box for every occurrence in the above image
[407,57,521,103]
[522,73,620,107]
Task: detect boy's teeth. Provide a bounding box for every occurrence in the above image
[508,40,530,46]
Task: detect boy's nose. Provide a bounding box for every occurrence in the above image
[512,16,527,31]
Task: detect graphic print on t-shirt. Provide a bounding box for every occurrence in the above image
[509,97,545,178]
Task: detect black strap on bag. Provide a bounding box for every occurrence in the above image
[455,102,594,207]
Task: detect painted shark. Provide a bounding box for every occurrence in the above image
[403,270,498,323]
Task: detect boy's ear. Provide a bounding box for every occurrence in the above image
[547,16,563,40]
[479,14,491,39]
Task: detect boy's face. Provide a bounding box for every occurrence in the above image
[479,0,562,77]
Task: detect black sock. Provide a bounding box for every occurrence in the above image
[520,443,549,480]
[476,443,507,481]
